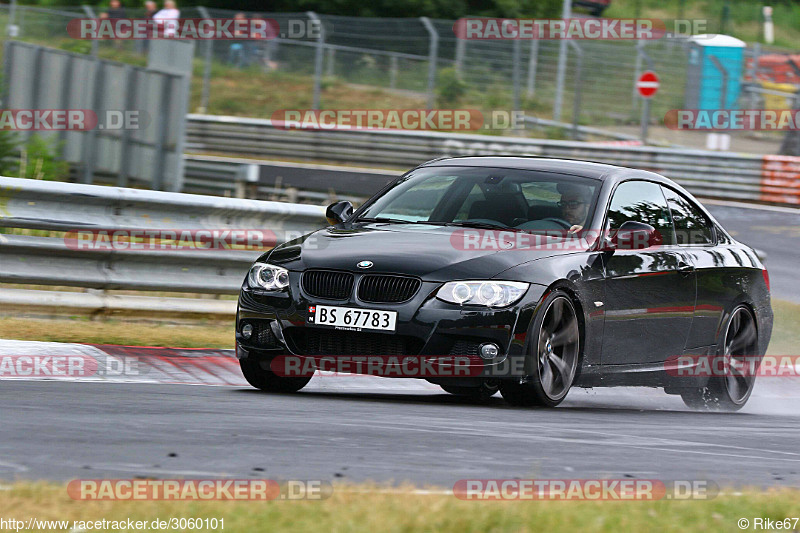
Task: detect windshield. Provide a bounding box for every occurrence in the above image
[357,166,601,234]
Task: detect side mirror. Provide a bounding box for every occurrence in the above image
[326,201,353,225]
[614,221,660,250]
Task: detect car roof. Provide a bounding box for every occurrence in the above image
[419,156,668,183]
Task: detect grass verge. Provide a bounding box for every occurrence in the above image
[0,316,233,349]
[1,482,799,533]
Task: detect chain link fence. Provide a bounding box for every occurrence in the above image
[1,5,798,150]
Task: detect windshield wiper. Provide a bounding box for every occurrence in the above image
[355,217,419,224]
[441,221,519,231]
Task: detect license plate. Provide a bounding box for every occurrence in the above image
[307,305,397,332]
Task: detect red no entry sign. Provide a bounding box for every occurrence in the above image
[636,71,659,98]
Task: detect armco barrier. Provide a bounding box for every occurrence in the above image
[184,114,800,206]
[0,177,327,316]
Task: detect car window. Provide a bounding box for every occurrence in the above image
[661,187,714,245]
[454,183,486,221]
[372,174,458,221]
[606,180,675,246]
[521,182,561,204]
[358,167,600,231]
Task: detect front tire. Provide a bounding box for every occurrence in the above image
[680,305,759,412]
[500,291,580,407]
[240,357,311,393]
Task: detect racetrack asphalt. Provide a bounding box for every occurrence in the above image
[1,370,799,487]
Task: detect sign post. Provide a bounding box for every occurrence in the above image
[636,71,659,144]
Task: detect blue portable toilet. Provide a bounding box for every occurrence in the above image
[685,34,746,110]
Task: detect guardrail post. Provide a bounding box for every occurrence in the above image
[511,30,521,113]
[307,11,325,110]
[117,65,135,187]
[455,37,465,75]
[389,55,398,89]
[57,54,75,159]
[235,163,260,198]
[632,39,644,113]
[636,48,654,144]
[152,75,173,190]
[26,45,43,144]
[1,42,11,107]
[197,6,213,113]
[420,17,438,110]
[81,5,99,57]
[553,0,571,121]
[526,39,539,98]
[6,0,18,37]
[81,56,104,184]
[326,47,335,77]
[746,42,761,109]
[569,41,583,140]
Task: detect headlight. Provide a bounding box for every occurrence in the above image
[436,280,528,308]
[247,262,290,291]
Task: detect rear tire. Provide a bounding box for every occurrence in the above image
[240,357,311,393]
[680,305,759,412]
[500,291,580,407]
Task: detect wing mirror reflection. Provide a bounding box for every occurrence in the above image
[326,201,354,225]
[602,221,660,251]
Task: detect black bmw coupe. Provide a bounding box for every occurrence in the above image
[236,157,772,410]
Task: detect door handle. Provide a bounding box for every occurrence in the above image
[677,261,695,275]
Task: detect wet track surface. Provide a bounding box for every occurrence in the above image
[1,202,799,488]
[1,378,799,487]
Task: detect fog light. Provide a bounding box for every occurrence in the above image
[241,323,253,339]
[479,343,499,360]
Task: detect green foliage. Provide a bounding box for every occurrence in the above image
[59,40,93,56]
[0,129,20,177]
[17,135,69,181]
[0,130,68,180]
[436,67,468,107]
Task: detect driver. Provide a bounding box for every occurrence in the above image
[557,184,591,234]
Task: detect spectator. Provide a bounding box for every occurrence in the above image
[153,0,180,38]
[140,1,158,52]
[144,1,157,20]
[252,13,278,71]
[227,12,249,67]
[107,0,127,19]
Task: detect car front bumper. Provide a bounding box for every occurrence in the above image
[235,275,549,381]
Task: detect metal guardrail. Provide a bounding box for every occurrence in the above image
[182,154,399,202]
[184,114,800,206]
[0,177,327,316]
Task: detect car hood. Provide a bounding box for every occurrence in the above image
[262,222,573,282]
